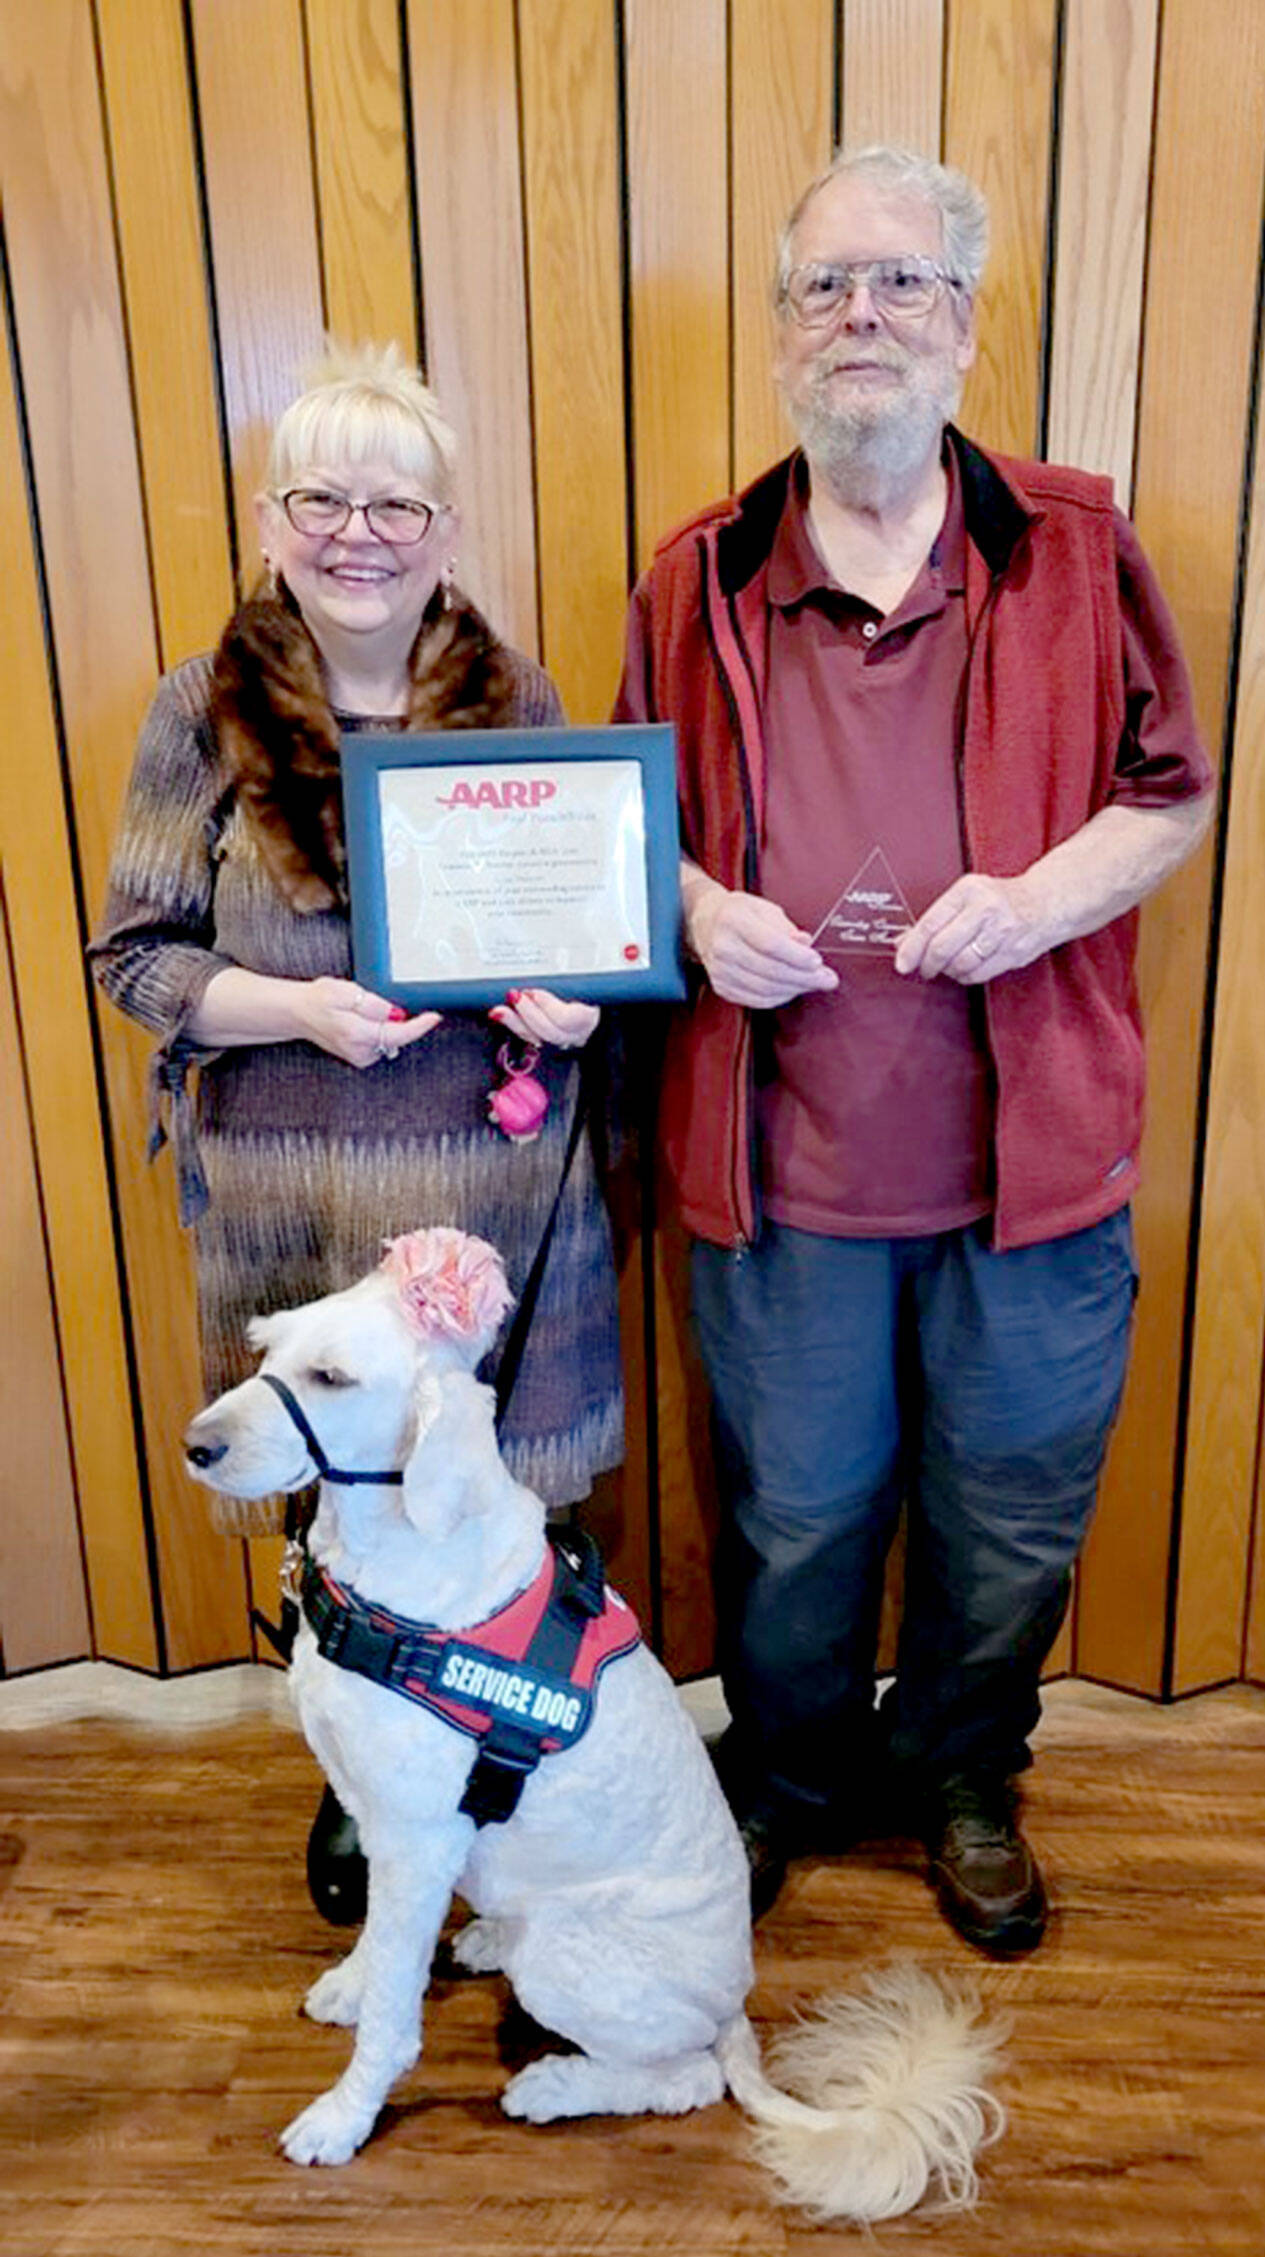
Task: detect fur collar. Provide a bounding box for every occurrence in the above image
[210,582,522,912]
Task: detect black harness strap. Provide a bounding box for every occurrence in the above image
[457,1529,605,1826]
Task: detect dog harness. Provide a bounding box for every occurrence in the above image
[299,1530,642,1827]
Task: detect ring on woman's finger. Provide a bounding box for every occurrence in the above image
[969,935,990,958]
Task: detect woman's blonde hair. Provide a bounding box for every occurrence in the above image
[265,340,458,504]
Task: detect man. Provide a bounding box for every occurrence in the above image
[614,146,1213,1956]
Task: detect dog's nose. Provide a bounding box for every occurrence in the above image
[185,1439,229,1470]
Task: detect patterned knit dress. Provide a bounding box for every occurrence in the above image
[92,622,624,1517]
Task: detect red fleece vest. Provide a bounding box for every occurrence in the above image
[617,436,1153,1252]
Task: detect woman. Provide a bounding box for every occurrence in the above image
[93,344,623,1908]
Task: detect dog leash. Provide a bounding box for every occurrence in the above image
[251,1051,594,1664]
[492,1045,591,1427]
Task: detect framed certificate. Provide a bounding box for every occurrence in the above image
[342,723,686,1008]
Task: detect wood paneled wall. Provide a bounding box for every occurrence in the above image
[2,0,1263,1697]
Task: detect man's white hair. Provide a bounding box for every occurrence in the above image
[774,145,990,307]
[264,340,457,504]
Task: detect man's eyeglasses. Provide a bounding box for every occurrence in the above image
[781,256,966,328]
[280,488,441,545]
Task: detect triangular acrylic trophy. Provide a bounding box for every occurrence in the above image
[810,846,916,956]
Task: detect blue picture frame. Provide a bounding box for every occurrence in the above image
[342,722,686,1008]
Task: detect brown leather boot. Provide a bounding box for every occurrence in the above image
[927,1775,1048,1956]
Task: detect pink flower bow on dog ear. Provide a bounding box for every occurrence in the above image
[380,1227,514,1347]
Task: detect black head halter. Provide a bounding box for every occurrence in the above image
[260,1373,405,1487]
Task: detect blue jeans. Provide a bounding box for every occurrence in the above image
[692,1211,1137,1820]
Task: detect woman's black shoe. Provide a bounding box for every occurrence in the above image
[306,1784,368,1925]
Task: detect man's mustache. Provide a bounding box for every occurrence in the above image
[811,349,906,378]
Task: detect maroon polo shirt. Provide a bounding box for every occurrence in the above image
[756,452,1207,1237]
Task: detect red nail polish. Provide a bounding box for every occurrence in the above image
[505,988,522,1007]
[387,1004,408,1021]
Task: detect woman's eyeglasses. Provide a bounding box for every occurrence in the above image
[280,489,441,545]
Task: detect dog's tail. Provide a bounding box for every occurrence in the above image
[715,1963,1005,2224]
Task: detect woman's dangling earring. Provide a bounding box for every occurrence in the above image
[441,557,457,612]
[261,555,279,598]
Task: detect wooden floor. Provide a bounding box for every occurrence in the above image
[1,1677,1264,2257]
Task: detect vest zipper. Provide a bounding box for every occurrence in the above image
[959,533,1027,1249]
[699,540,762,1247]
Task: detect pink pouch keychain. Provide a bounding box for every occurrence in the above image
[488,1041,550,1142]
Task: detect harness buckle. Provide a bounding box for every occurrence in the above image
[328,1609,400,1681]
[280,1538,306,1609]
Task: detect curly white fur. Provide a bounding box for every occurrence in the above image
[183,1228,1004,2221]
[722,1967,1006,2221]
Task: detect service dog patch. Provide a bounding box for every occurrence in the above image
[426,1644,590,1745]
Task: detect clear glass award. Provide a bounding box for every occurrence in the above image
[810,847,915,957]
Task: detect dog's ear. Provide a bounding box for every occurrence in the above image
[379,1227,514,1368]
[400,1365,445,1464]
[400,1366,502,1539]
[246,1311,284,1356]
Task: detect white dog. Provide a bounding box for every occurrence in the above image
[184,1226,1002,2222]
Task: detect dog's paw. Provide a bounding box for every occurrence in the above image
[502,2049,724,2123]
[280,2086,376,2166]
[502,2054,594,2124]
[451,1917,505,1976]
[303,1959,365,2027]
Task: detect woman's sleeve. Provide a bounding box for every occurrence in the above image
[89,663,241,1225]
[89,664,237,1043]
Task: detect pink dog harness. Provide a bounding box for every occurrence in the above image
[300,1532,642,1825]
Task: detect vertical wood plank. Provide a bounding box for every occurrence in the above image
[625,0,729,565]
[839,0,944,158]
[306,0,417,357]
[404,0,538,656]
[0,0,250,1668]
[0,293,155,1669]
[944,0,1057,458]
[187,0,325,572]
[1247,1411,1265,1683]
[519,0,628,720]
[1078,0,1265,1693]
[623,0,726,1665]
[730,0,835,488]
[1045,0,1159,499]
[95,0,235,666]
[0,885,93,1675]
[1173,232,1265,1689]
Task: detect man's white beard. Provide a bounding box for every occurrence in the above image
[784,353,964,508]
